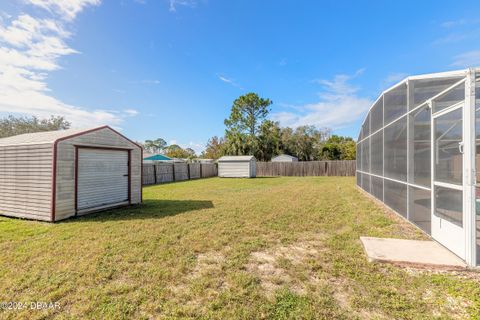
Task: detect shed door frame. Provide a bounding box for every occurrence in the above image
[74,146,132,215]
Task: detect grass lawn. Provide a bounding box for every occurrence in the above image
[1,177,479,319]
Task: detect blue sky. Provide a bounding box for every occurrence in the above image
[1,0,480,153]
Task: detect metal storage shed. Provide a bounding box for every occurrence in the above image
[0,126,142,222]
[218,155,256,178]
[271,154,298,162]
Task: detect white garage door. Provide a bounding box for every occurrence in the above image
[77,148,129,211]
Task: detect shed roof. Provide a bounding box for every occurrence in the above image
[272,154,298,160]
[218,155,255,161]
[0,125,140,148]
[144,154,172,161]
[0,127,102,146]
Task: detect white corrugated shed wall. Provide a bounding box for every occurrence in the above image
[0,143,53,221]
[218,161,251,178]
[55,127,142,221]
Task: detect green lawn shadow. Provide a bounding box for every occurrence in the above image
[66,199,214,222]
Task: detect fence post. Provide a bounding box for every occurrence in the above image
[172,163,176,181]
[153,163,157,184]
[200,163,203,178]
[187,163,191,180]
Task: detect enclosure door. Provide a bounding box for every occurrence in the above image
[431,104,465,259]
[432,103,465,259]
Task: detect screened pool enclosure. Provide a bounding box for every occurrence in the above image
[356,68,480,267]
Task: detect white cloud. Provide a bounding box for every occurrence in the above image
[185,141,204,154]
[271,70,372,129]
[24,0,101,21]
[382,72,408,89]
[141,79,160,84]
[441,19,480,29]
[217,74,243,89]
[0,1,139,128]
[434,19,480,46]
[169,0,196,12]
[432,33,469,45]
[129,79,160,85]
[218,75,232,84]
[124,108,139,116]
[451,50,480,67]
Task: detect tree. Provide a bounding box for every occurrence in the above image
[184,148,196,158]
[256,120,282,161]
[224,92,272,137]
[224,93,272,155]
[278,126,331,161]
[164,144,196,159]
[224,129,251,156]
[144,138,167,154]
[0,115,70,138]
[289,126,319,161]
[202,136,226,159]
[320,135,356,160]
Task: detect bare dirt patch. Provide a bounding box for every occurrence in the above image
[190,251,226,280]
[168,251,227,300]
[246,235,390,318]
[245,235,325,296]
[422,288,472,320]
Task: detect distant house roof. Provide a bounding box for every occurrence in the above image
[144,154,172,161]
[218,155,255,162]
[272,154,298,162]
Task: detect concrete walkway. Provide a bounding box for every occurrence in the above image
[360,237,467,269]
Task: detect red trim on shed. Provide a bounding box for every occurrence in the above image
[74,146,79,215]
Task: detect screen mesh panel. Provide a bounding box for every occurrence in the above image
[384,180,407,218]
[434,107,463,185]
[384,116,407,181]
[362,113,370,140]
[362,137,370,173]
[409,186,431,235]
[371,176,383,201]
[410,106,431,187]
[384,83,407,125]
[434,186,462,228]
[362,173,371,194]
[432,82,465,114]
[370,97,384,133]
[371,131,383,175]
[411,77,463,109]
[356,143,362,175]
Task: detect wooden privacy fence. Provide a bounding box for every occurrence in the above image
[142,163,218,185]
[256,160,356,177]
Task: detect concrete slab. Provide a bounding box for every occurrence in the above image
[360,237,467,269]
